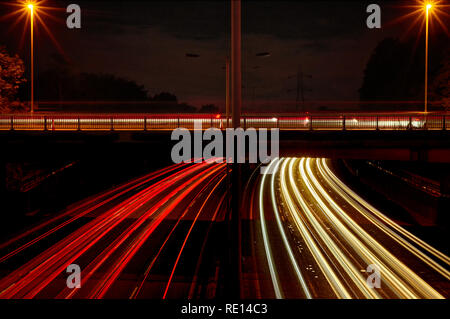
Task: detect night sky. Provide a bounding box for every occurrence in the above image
[0,0,443,110]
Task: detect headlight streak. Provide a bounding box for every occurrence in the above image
[273,159,312,299]
[288,158,361,298]
[319,158,450,278]
[303,158,443,299]
[302,158,410,298]
[0,155,447,299]
[259,157,447,299]
[259,158,283,299]
[282,158,353,297]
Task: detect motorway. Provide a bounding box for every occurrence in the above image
[0,161,229,298]
[246,157,449,299]
[0,158,449,299]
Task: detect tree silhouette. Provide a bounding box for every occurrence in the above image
[198,104,219,113]
[36,71,148,102]
[359,34,449,110]
[11,52,199,113]
[152,92,177,102]
[0,46,27,113]
[429,46,450,110]
[28,65,197,112]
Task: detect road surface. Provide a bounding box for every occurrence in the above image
[1,158,449,299]
[245,157,449,298]
[0,161,229,299]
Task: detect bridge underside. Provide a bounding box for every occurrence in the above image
[279,131,450,162]
[1,130,450,162]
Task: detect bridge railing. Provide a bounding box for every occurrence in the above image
[0,113,448,131]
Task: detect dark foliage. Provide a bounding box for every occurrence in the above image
[359,33,449,110]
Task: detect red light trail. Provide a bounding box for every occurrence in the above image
[0,160,228,299]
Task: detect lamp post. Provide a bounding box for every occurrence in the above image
[424,3,432,113]
[230,0,242,298]
[28,3,34,113]
[226,56,230,128]
[231,0,241,129]
[185,49,268,128]
[185,53,231,127]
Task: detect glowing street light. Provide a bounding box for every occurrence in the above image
[397,1,447,113]
[424,3,432,113]
[27,2,34,113]
[3,1,65,112]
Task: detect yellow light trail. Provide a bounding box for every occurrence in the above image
[261,157,448,299]
[303,158,442,298]
[281,158,353,298]
[318,158,450,280]
[272,159,312,298]
[259,158,283,299]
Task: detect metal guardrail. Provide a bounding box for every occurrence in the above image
[0,113,449,131]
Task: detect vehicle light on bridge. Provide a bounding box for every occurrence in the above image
[412,118,422,128]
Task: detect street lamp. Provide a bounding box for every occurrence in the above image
[3,1,63,113]
[424,3,432,113]
[184,48,270,128]
[27,2,34,114]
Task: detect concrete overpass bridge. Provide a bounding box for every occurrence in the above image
[1,112,450,162]
[1,112,449,131]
